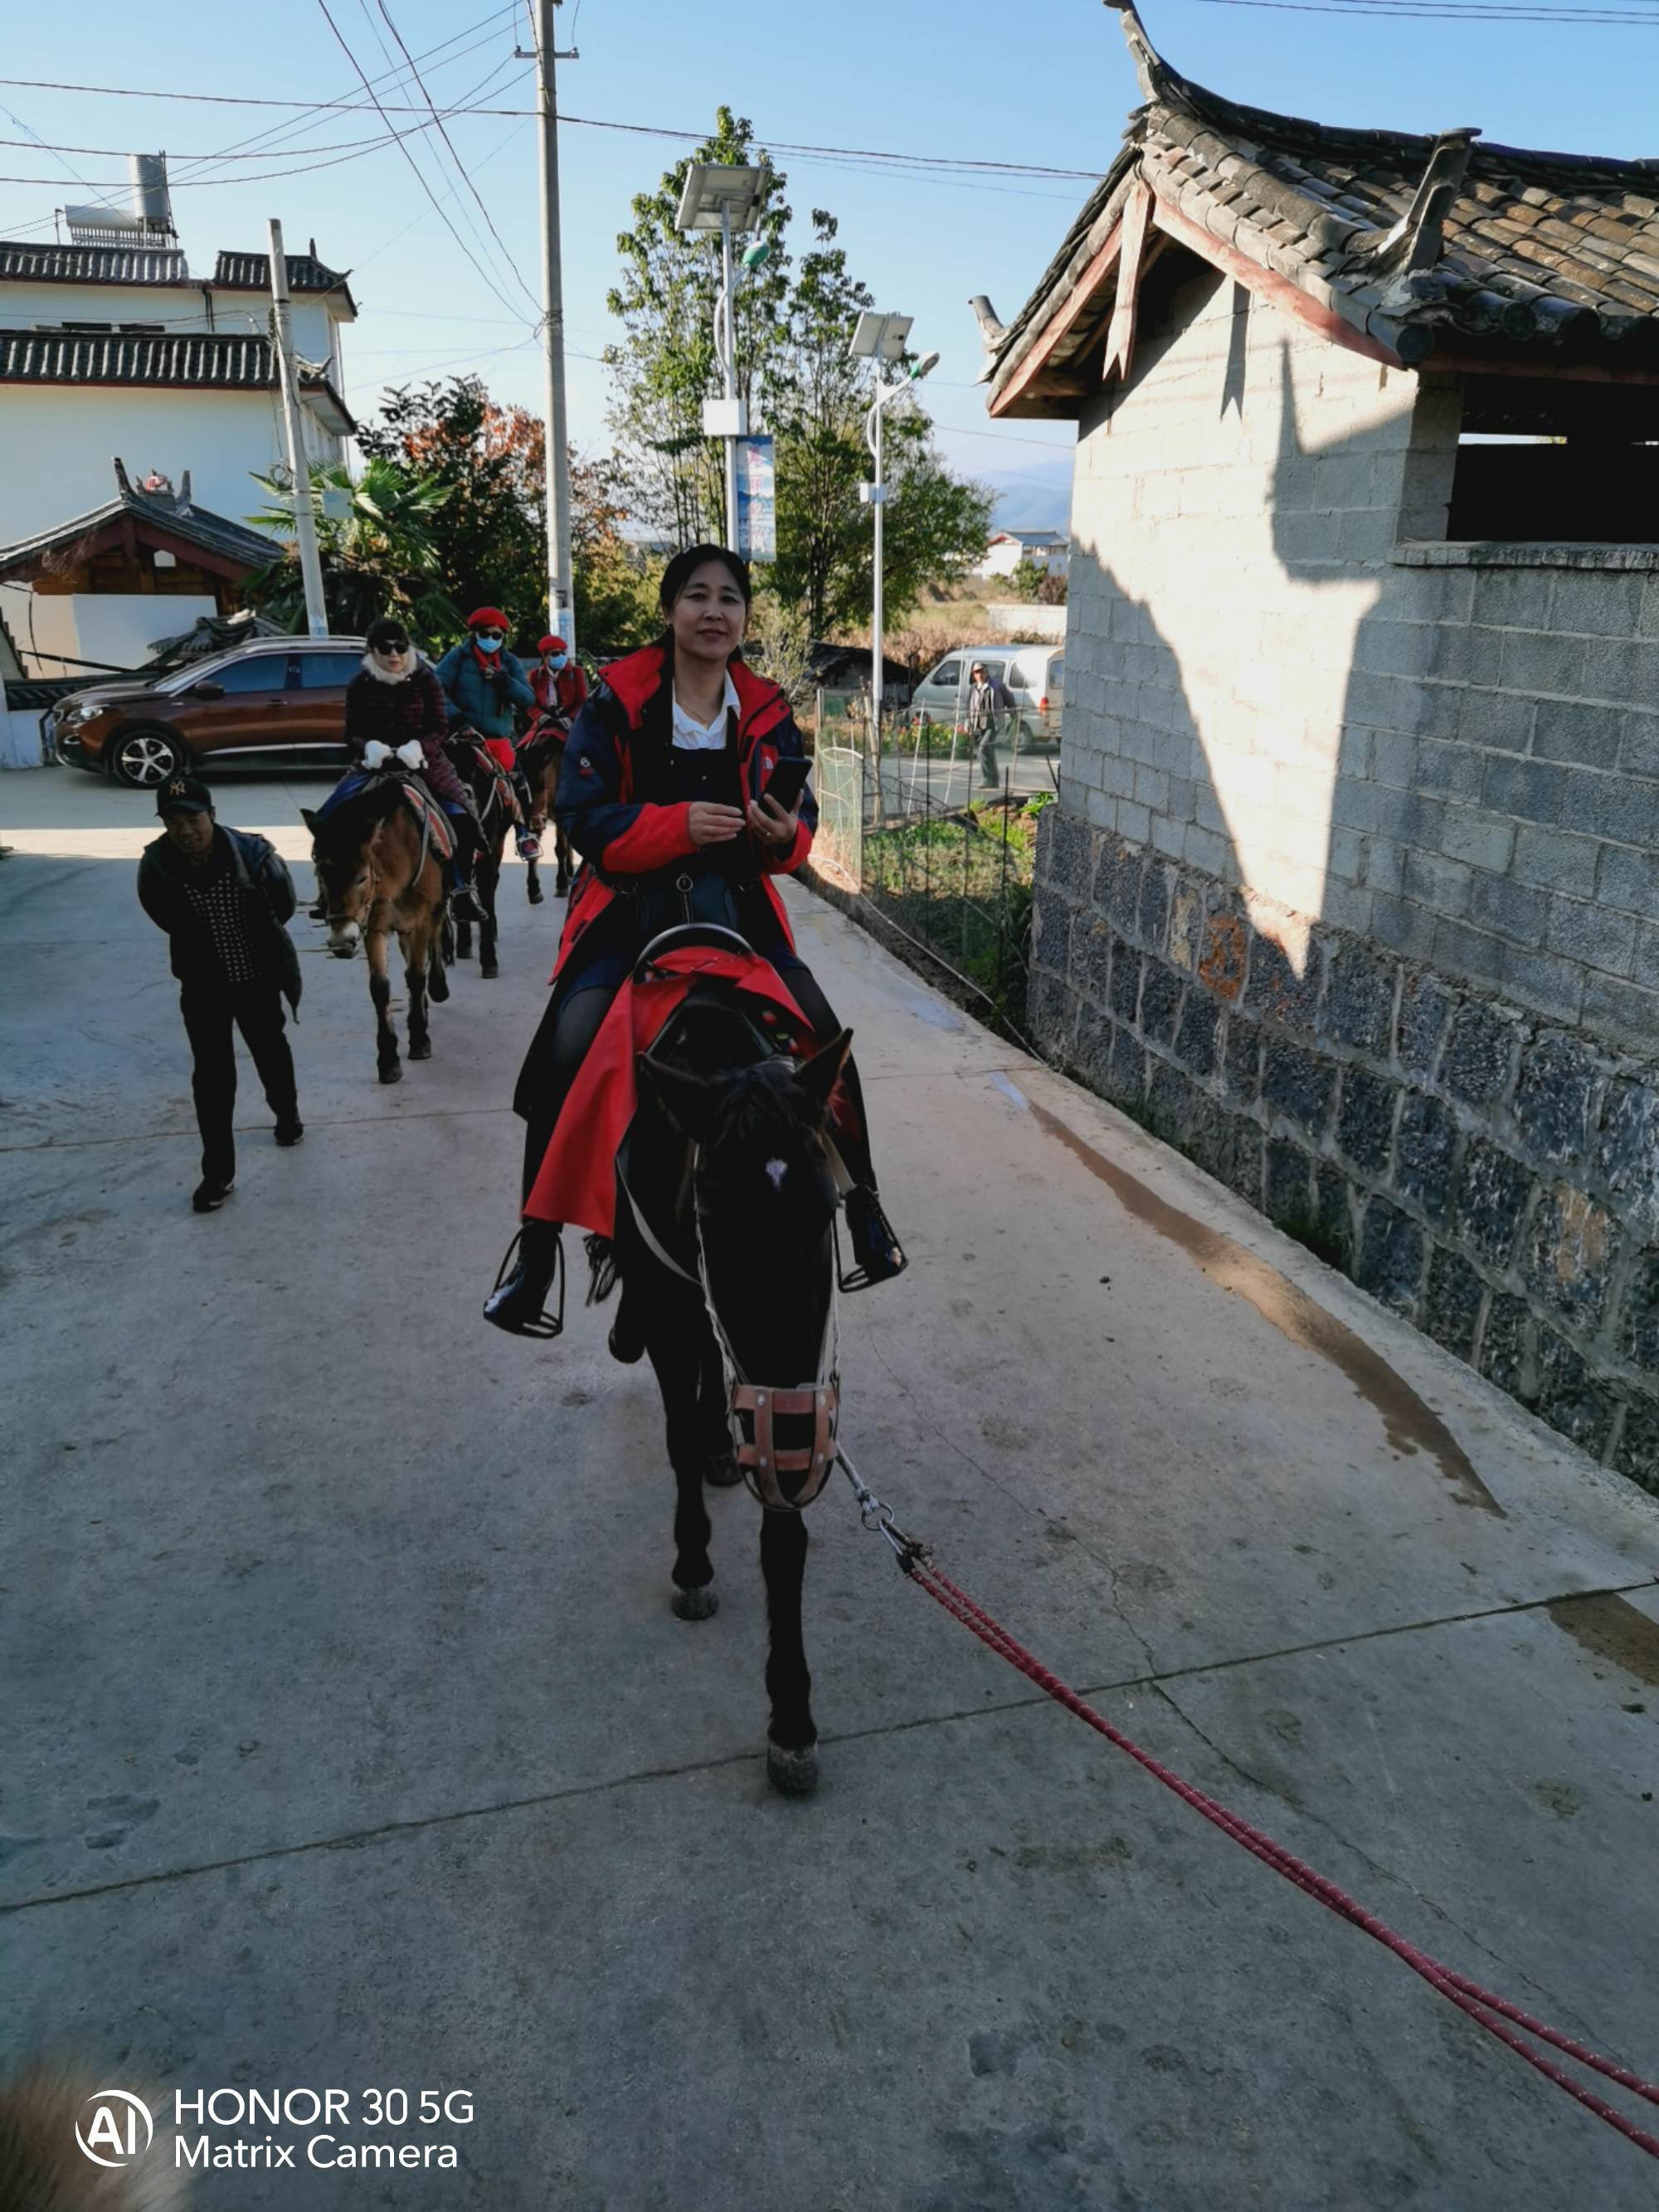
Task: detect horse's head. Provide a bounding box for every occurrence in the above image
[302,786,400,957]
[640,1029,854,1505]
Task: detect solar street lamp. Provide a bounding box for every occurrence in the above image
[678,163,771,545]
[852,315,937,756]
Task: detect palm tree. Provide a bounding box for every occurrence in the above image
[243,457,462,642]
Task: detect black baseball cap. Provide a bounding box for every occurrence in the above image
[156,774,214,817]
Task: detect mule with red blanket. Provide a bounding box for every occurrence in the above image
[517,711,573,905]
[481,548,907,1792]
[498,930,859,1793]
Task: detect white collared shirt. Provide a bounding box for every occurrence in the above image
[671,672,740,751]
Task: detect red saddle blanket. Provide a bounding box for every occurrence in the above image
[397,775,455,863]
[524,947,818,1238]
[455,740,524,828]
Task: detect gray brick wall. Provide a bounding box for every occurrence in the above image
[1058,272,1659,1055]
[1039,265,1659,1483]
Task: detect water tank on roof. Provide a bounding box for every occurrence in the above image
[129,153,174,236]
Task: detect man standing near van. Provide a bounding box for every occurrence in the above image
[137,775,303,1213]
[965,661,1012,790]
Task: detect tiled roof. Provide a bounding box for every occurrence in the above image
[987,7,1659,407]
[0,483,277,581]
[0,327,275,389]
[210,250,355,311]
[0,240,188,285]
[0,328,354,427]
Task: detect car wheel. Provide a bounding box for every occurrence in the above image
[111,724,188,789]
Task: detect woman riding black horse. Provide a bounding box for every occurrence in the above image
[484,545,903,1334]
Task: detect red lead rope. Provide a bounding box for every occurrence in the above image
[907,1557,1659,2161]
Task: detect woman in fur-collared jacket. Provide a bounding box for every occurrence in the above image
[344,615,469,809]
[311,615,483,920]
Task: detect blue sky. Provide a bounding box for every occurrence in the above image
[2,0,1651,527]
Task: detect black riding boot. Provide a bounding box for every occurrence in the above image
[842,1184,907,1289]
[483,1220,565,1337]
[450,805,486,922]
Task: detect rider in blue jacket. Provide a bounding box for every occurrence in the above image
[434,607,539,858]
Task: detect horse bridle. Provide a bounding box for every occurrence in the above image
[616,1150,842,1513]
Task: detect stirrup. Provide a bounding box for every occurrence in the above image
[836,1191,907,1294]
[483,1226,566,1339]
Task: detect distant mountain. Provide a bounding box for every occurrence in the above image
[977,455,1073,533]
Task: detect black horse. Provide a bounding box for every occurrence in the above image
[594,930,853,1796]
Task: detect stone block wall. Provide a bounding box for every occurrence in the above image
[1032,814,1659,1490]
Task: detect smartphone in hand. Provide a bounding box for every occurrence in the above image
[761,756,810,814]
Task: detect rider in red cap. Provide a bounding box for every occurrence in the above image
[530,634,589,726]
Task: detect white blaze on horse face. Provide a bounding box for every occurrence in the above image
[766,1158,787,1192]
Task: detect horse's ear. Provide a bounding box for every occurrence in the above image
[637,1053,718,1140]
[299,808,320,834]
[795,1028,854,1117]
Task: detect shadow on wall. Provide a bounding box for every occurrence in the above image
[1036,328,1659,1485]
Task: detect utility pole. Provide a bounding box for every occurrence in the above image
[267,218,328,639]
[533,0,575,654]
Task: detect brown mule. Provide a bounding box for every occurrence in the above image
[301,775,449,1084]
[444,732,515,979]
[518,719,572,902]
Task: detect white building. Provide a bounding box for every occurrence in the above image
[973,528,1070,581]
[0,163,355,683]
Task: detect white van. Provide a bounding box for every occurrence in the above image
[909,642,1065,747]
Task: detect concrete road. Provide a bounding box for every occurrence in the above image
[3,765,1658,2210]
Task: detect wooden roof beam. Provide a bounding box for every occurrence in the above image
[989,214,1126,417]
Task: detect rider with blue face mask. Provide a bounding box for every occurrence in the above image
[530,633,589,728]
[435,607,540,859]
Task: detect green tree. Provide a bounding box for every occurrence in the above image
[604,108,792,545]
[603,139,991,634]
[764,210,992,634]
[361,375,652,658]
[244,455,459,637]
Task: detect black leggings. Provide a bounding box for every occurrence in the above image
[516,965,875,1211]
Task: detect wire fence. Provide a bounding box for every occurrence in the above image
[810,688,1054,1038]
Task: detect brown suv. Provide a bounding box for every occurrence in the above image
[53,637,367,787]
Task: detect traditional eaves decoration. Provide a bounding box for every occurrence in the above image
[983,0,1659,417]
[0,460,281,586]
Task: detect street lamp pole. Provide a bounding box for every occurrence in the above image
[866,391,887,761]
[852,311,938,761]
[676,163,768,550]
[719,203,739,547]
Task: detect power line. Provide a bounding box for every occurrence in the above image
[372,0,540,313]
[310,0,516,289]
[169,5,518,184]
[0,75,1113,180]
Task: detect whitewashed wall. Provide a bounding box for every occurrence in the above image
[0,385,346,545]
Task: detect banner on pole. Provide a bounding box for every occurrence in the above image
[734,435,776,563]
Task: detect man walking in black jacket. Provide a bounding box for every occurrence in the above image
[137,775,304,1212]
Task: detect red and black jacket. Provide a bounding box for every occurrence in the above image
[551,641,815,980]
